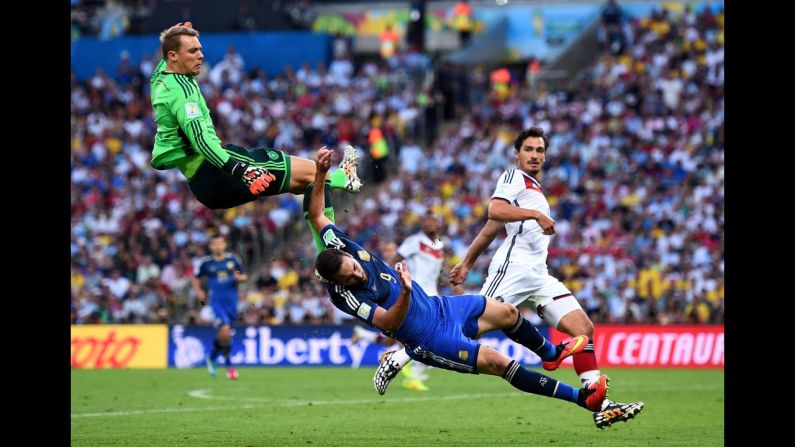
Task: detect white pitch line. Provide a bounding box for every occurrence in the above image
[72,392,523,418]
[190,389,521,405]
[72,383,724,419]
[71,404,261,418]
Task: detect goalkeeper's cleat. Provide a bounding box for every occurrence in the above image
[578,374,609,411]
[339,144,363,192]
[226,366,239,380]
[593,399,644,429]
[402,378,429,391]
[373,350,402,395]
[205,354,217,378]
[542,335,589,371]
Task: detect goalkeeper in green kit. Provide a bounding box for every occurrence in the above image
[150,22,362,247]
[149,22,362,247]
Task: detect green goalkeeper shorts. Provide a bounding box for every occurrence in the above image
[187,143,292,209]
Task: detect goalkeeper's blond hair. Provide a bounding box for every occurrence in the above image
[160,22,199,59]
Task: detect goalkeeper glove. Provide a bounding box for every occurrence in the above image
[226,160,276,195]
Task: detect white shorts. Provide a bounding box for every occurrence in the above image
[479,262,582,328]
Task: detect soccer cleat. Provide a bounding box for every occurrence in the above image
[402,378,429,391]
[578,374,609,411]
[339,144,363,192]
[593,399,645,429]
[226,366,239,380]
[373,350,402,395]
[542,335,589,371]
[205,355,217,378]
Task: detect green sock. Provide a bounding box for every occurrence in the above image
[303,182,336,254]
[328,170,348,190]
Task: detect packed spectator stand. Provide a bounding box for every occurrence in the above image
[71,3,724,328]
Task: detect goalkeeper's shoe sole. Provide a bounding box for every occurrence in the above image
[339,144,363,192]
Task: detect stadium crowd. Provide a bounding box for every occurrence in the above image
[71,4,723,328]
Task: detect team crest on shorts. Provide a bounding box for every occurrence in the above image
[458,350,469,361]
[268,151,279,160]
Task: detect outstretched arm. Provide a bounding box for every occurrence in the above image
[449,219,504,286]
[308,147,334,233]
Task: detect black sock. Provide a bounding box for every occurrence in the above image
[503,360,578,404]
[502,315,558,361]
[219,343,232,367]
[210,339,222,360]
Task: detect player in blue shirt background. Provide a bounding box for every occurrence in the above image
[192,234,247,380]
[306,147,609,415]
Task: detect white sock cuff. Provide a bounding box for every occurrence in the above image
[579,370,601,385]
[393,348,412,367]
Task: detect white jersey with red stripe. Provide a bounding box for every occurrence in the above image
[397,231,444,297]
[490,168,551,269]
[479,168,581,328]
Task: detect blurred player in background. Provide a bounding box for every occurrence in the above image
[192,235,246,380]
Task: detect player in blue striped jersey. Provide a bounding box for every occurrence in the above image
[307,148,609,415]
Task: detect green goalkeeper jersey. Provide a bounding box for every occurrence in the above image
[149,59,233,178]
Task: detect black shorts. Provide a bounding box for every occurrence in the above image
[188,144,292,209]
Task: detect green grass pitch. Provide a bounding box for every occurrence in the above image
[72,367,723,446]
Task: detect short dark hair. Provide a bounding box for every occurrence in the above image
[513,127,549,152]
[315,249,349,283]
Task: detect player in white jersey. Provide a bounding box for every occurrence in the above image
[394,214,448,390]
[397,214,445,297]
[447,127,643,428]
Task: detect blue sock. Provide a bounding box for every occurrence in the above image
[503,360,579,405]
[502,315,558,361]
